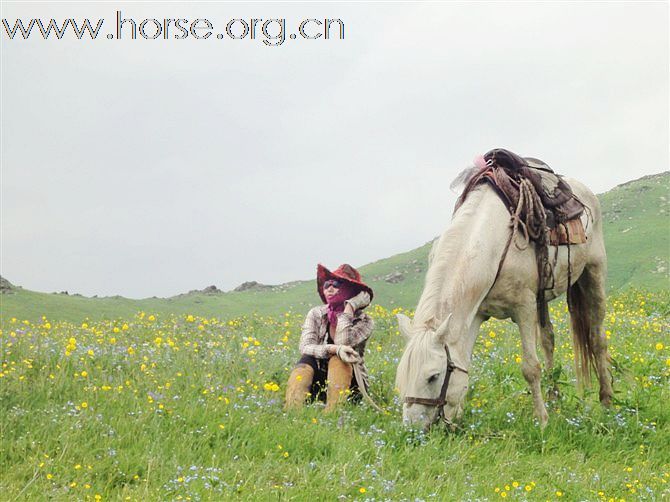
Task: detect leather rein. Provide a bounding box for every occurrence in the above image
[403,345,468,423]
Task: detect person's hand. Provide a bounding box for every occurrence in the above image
[336,345,361,364]
[345,291,371,311]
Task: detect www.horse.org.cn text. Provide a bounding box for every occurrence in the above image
[2,11,346,46]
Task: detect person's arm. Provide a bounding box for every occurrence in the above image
[299,308,337,358]
[333,311,374,348]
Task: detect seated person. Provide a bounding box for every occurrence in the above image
[284,264,374,412]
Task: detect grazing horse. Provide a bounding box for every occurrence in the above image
[395,176,613,430]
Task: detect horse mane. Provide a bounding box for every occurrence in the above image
[412,186,488,331]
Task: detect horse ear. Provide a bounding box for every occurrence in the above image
[434,313,453,344]
[396,313,413,340]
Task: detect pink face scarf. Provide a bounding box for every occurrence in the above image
[325,282,359,328]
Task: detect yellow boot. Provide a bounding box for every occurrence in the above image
[284,364,314,411]
[324,356,353,413]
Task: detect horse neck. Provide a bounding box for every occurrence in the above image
[413,187,506,336]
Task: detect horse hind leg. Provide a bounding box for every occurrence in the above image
[538,318,560,400]
[516,302,549,427]
[568,260,613,406]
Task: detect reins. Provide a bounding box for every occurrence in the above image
[351,362,386,413]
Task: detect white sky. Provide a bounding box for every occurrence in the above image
[1,2,668,298]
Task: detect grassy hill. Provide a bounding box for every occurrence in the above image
[1,172,667,323]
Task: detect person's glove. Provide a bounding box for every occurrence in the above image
[336,345,361,364]
[345,291,371,311]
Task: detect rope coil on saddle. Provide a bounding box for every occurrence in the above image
[491,174,555,327]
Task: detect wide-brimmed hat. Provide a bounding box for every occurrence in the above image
[316,263,374,304]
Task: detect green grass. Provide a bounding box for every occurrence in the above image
[600,172,669,291]
[1,289,668,500]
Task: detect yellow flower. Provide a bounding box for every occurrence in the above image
[81,371,88,378]
[500,492,507,498]
[186,315,195,322]
[148,315,156,321]
[556,491,563,497]
[656,342,664,351]
[283,451,289,458]
[359,487,366,494]
[81,402,88,408]
[46,473,53,479]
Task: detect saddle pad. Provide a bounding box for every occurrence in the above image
[549,218,586,246]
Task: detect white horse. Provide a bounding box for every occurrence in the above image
[395,177,613,430]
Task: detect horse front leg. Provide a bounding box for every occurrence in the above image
[515,302,549,428]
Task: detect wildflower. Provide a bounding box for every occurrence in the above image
[359,487,366,494]
[556,491,563,497]
[81,371,88,378]
[81,402,88,408]
[656,342,664,351]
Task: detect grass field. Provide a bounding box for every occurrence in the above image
[1,289,668,500]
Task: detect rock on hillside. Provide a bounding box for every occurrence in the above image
[1,276,16,294]
[234,281,274,292]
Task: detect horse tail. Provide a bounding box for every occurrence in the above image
[567,275,595,389]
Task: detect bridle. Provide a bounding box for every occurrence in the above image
[403,345,469,425]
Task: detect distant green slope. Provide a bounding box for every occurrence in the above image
[600,172,669,291]
[1,172,667,323]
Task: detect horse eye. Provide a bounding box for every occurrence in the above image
[427,373,439,384]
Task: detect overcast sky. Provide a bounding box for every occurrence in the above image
[1,2,668,298]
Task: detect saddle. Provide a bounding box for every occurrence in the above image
[457,148,586,245]
[455,148,588,327]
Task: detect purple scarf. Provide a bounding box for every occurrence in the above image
[326,283,359,328]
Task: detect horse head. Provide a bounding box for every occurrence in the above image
[395,313,469,431]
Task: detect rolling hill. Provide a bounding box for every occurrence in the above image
[1,172,667,323]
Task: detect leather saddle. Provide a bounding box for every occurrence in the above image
[482,149,584,228]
